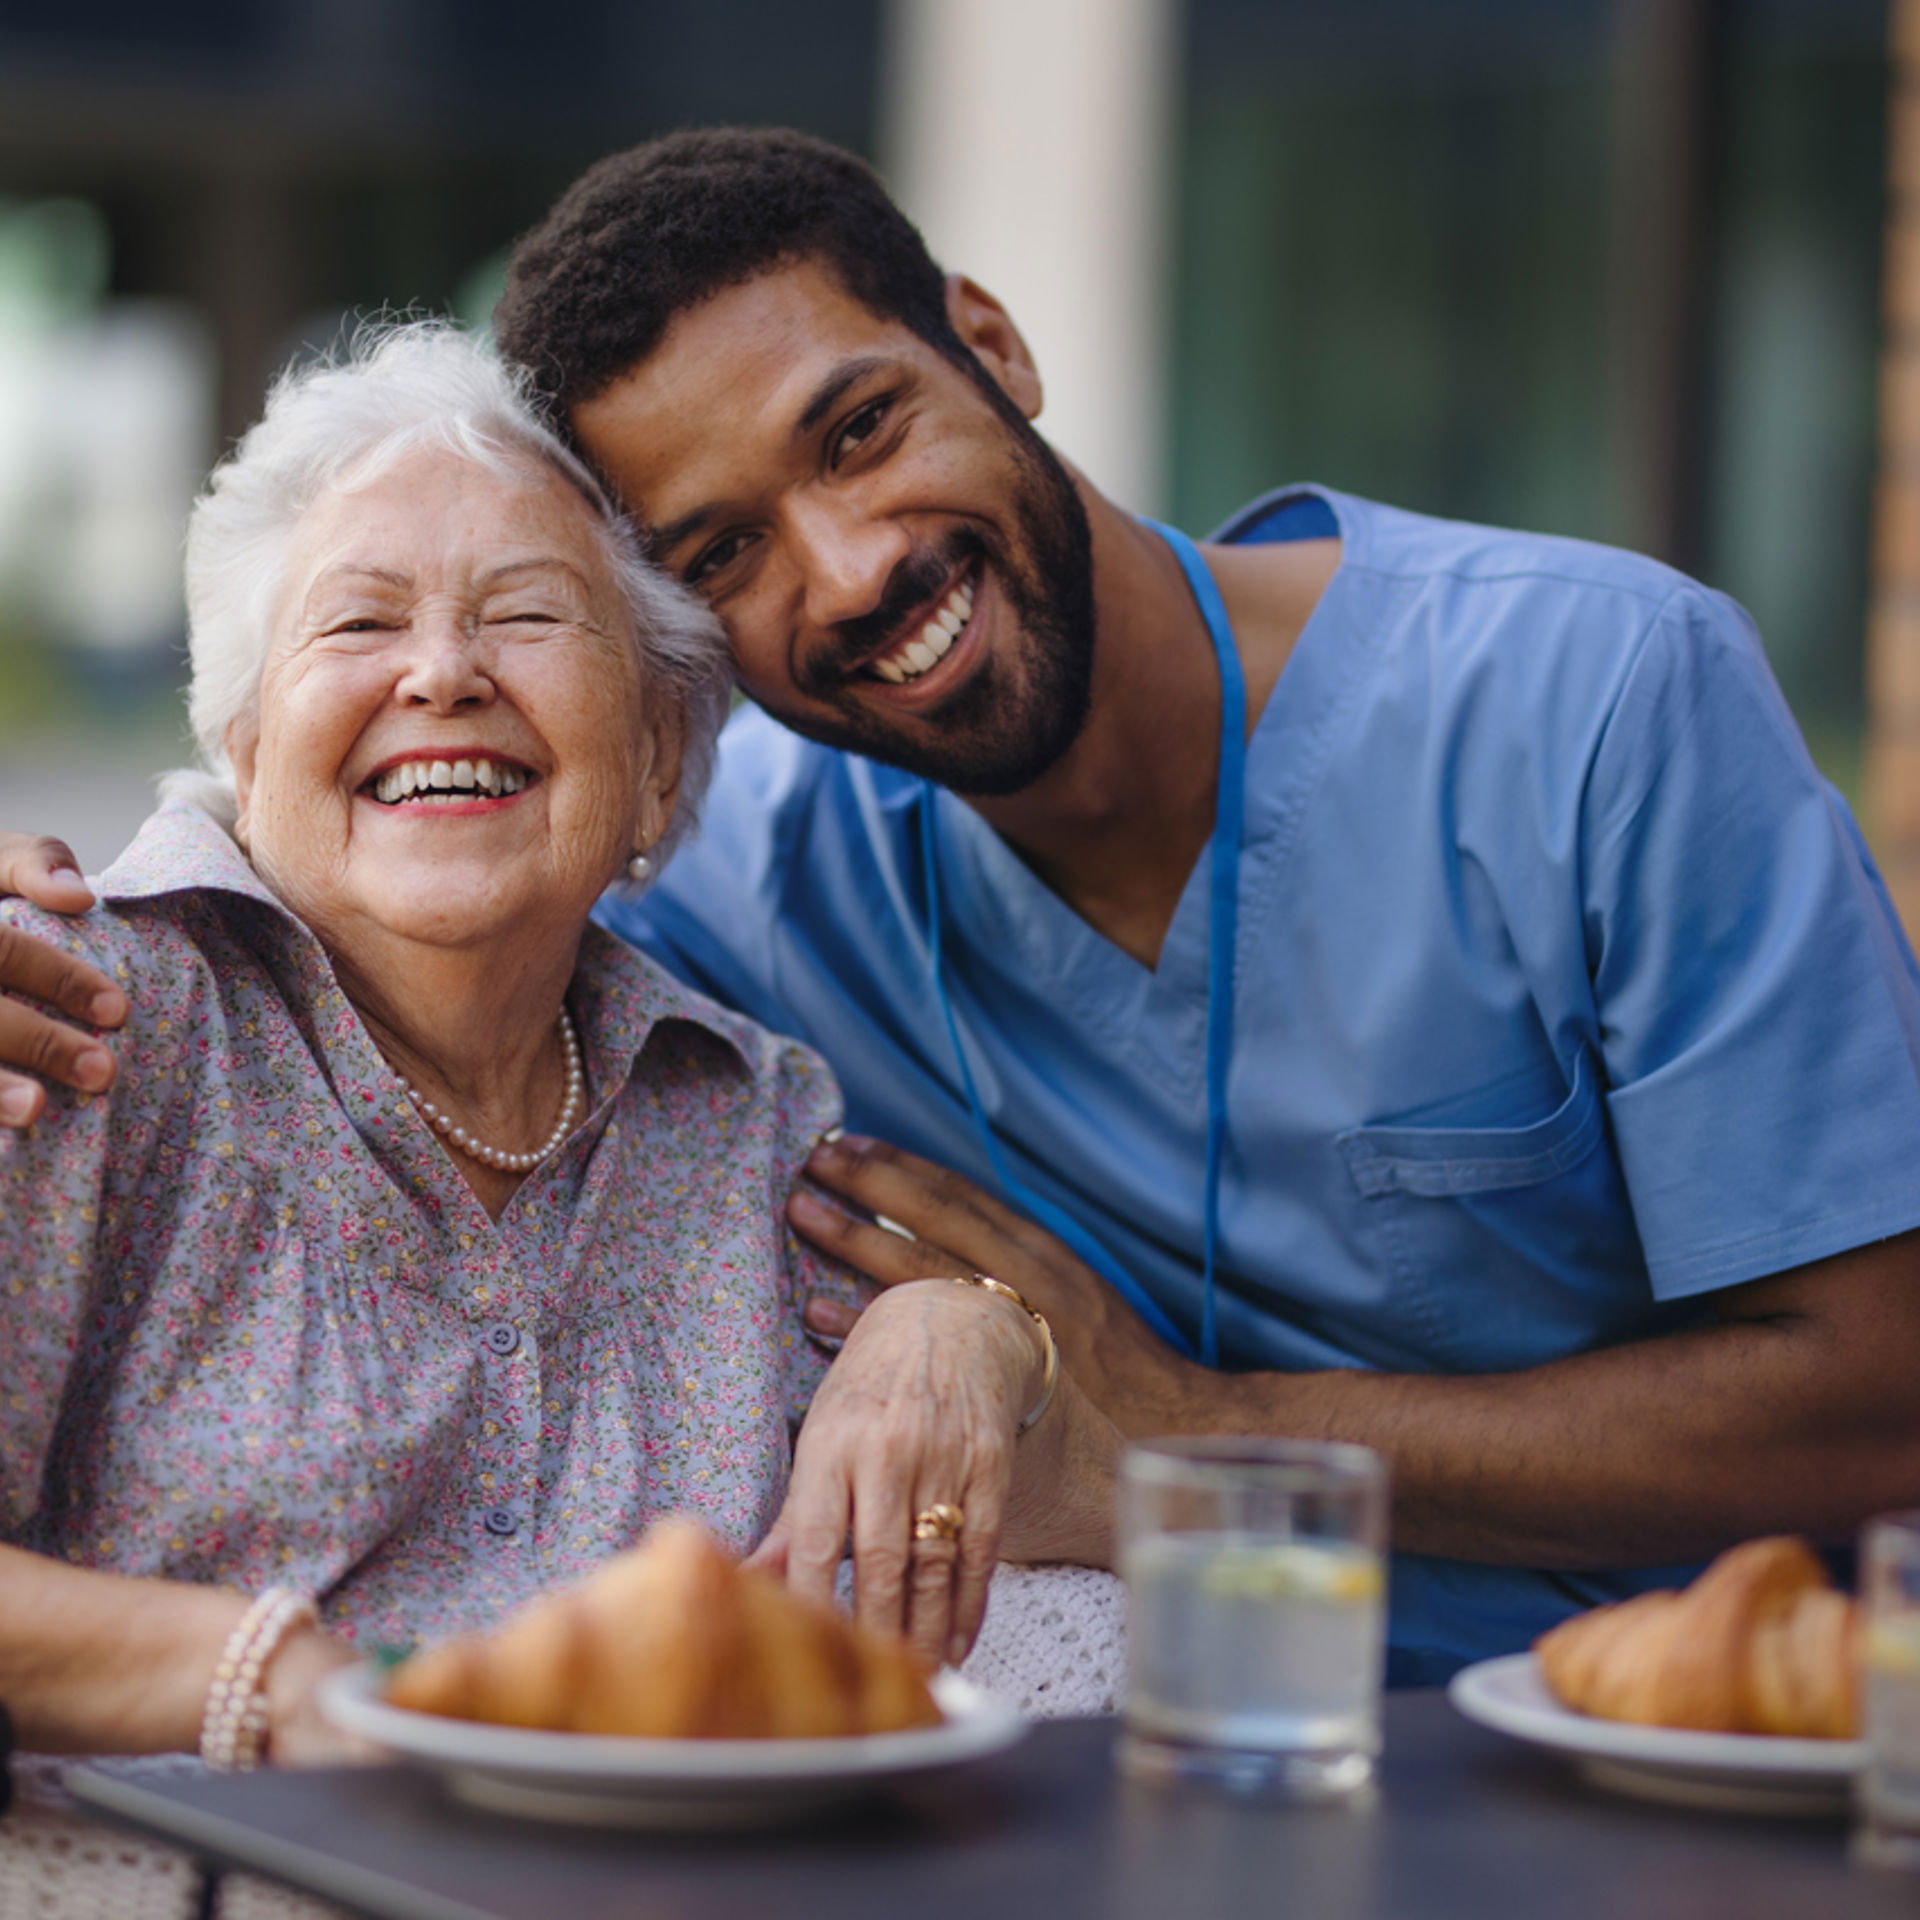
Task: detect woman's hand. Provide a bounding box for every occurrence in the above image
[748,1279,1044,1671]
[263,1626,378,1767]
[0,831,126,1127]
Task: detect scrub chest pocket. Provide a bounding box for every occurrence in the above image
[1335,1052,1655,1372]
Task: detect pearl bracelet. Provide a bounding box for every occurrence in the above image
[199,1586,318,1772]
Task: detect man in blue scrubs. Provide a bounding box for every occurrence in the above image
[6,129,1920,1681]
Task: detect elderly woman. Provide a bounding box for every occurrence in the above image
[0,324,1119,1765]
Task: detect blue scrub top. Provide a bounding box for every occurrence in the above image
[602,486,1920,1683]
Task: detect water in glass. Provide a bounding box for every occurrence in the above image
[1859,1613,1920,1870]
[1122,1531,1384,1793]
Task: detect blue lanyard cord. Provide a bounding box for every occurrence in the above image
[1148,519,1247,1371]
[917,519,1246,1370]
[918,795,1196,1357]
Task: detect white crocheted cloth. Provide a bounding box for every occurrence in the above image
[959,1566,1127,1717]
[835,1562,1127,1719]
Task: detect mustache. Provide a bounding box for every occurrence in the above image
[800,534,985,695]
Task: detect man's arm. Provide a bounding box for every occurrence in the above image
[0,832,127,1125]
[789,1135,1920,1569]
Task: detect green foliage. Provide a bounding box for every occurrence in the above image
[0,626,79,734]
[1802,721,1864,819]
[0,196,109,327]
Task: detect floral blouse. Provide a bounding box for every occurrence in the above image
[0,802,867,1649]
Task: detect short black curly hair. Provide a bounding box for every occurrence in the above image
[495,127,970,412]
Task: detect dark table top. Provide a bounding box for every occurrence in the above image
[64,1694,1920,1920]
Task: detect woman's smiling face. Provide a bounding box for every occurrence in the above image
[230,447,673,959]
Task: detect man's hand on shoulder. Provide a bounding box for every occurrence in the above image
[0,832,126,1127]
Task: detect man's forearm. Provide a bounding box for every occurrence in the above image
[1151,1245,1920,1566]
[1002,1368,1125,1569]
[786,1136,1920,1573]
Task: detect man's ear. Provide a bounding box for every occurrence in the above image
[226,716,259,849]
[944,275,1044,421]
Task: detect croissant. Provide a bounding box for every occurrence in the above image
[1533,1536,1859,1738]
[386,1517,942,1739]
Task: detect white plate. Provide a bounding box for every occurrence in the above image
[319,1662,1026,1829]
[1448,1653,1865,1816]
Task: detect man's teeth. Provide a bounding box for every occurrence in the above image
[371,758,530,805]
[872,575,975,686]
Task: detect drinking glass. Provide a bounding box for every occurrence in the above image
[1857,1510,1920,1872]
[1117,1437,1388,1798]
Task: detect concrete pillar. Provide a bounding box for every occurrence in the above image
[879,0,1178,516]
[1606,0,1729,573]
[192,166,306,453]
[1869,0,1920,937]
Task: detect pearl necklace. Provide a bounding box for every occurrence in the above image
[401,1008,585,1173]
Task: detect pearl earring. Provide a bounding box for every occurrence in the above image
[627,851,651,883]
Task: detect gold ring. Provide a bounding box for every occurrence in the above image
[913,1502,965,1543]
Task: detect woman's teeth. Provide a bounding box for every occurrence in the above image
[871,575,975,685]
[371,758,529,805]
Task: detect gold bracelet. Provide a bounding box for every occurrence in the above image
[950,1273,1059,1435]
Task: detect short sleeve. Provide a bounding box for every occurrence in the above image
[1582,587,1920,1295]
[0,899,190,1535]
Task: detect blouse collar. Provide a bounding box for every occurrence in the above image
[97,799,754,1089]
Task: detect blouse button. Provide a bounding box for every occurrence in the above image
[482,1322,520,1357]
[482,1506,519,1538]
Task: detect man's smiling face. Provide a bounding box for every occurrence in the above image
[569,260,1095,796]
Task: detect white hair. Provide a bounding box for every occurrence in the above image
[162,319,731,878]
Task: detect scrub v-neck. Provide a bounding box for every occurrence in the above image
[918,495,1358,1358]
[922,499,1357,1096]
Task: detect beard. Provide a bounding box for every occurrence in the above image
[770,408,1096,798]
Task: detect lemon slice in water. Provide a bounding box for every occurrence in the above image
[1196,1541,1384,1605]
[1865,1615,1920,1680]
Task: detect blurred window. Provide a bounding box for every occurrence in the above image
[0,196,212,660]
[1174,0,1885,789]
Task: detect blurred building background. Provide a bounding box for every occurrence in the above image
[0,0,1894,882]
